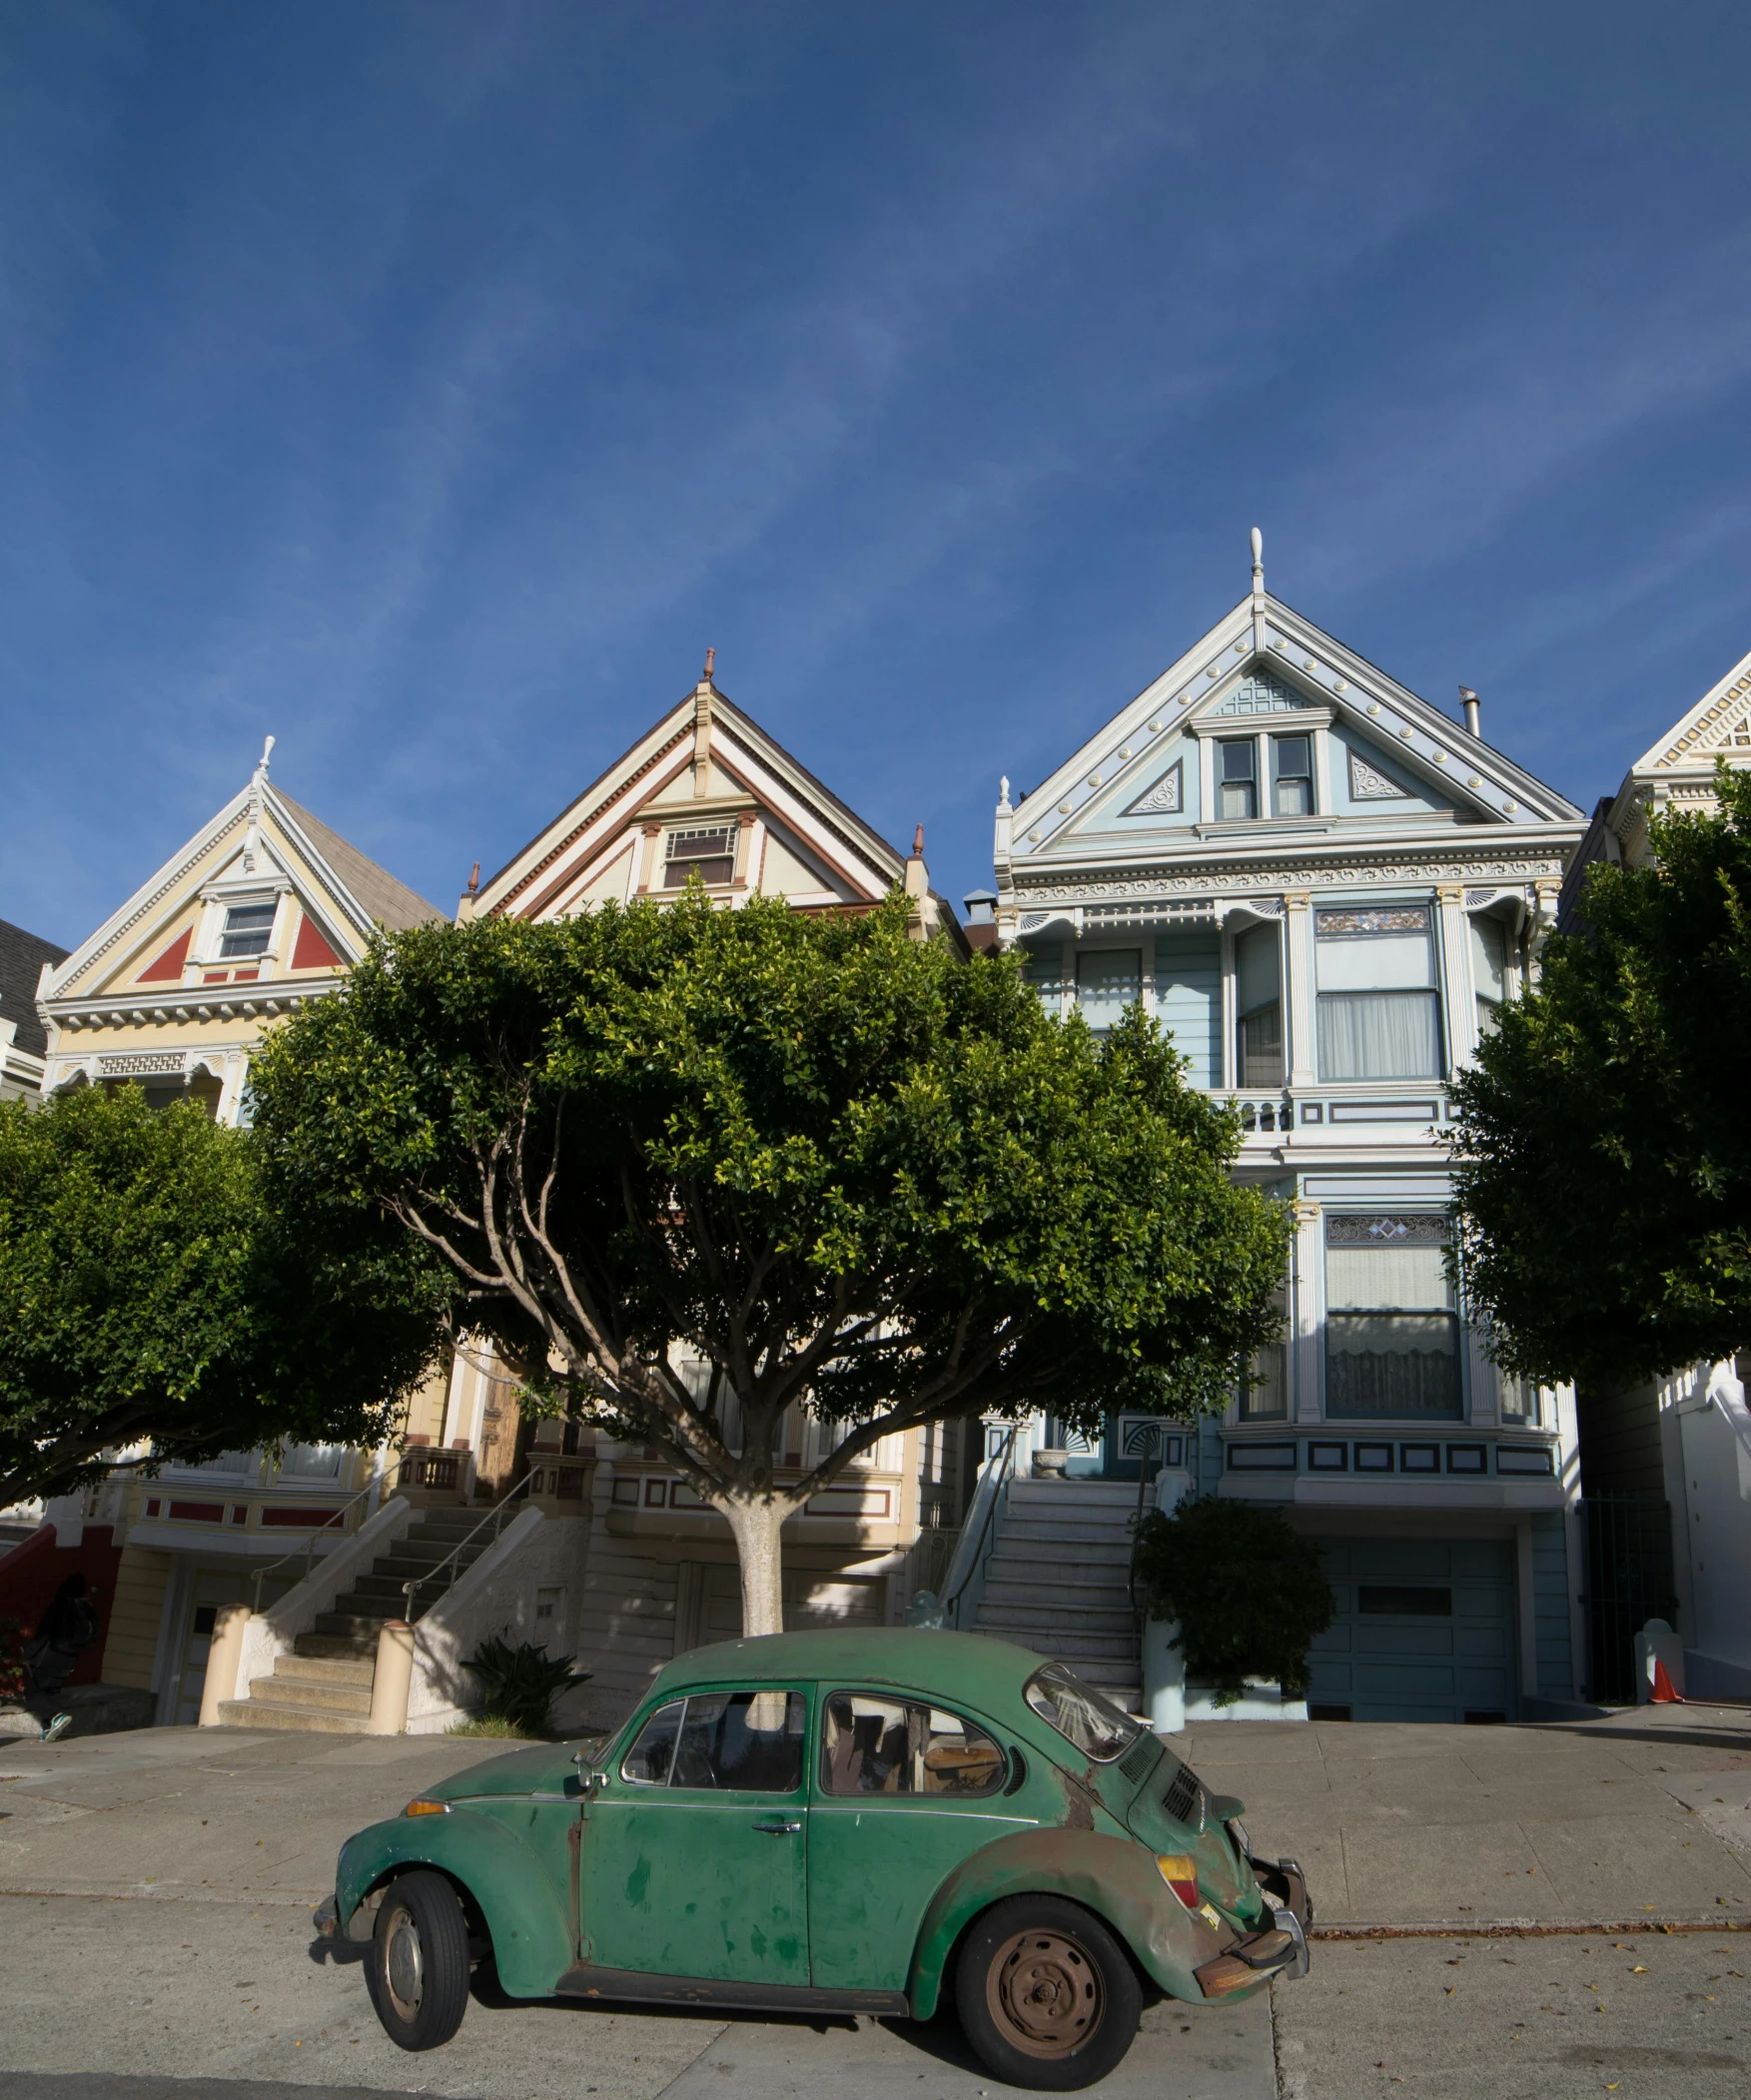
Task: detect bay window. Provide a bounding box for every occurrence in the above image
[1324,1214,1461,1420]
[1468,911,1510,1037]
[1235,923,1284,1085]
[1076,948,1141,1033]
[1315,904,1442,1080]
[1239,1281,1290,1420]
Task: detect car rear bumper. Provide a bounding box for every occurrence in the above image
[1193,1855,1313,2000]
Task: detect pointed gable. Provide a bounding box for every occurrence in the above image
[474,672,911,926]
[1005,585,1578,865]
[1631,642,1751,777]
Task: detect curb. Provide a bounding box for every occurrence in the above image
[1311,1916,1750,1939]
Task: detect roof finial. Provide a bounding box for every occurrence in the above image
[703,645,715,682]
[466,861,480,897]
[257,732,276,778]
[911,823,925,857]
[998,775,1012,812]
[1250,526,1264,594]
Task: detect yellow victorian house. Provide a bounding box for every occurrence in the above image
[26,741,448,1723]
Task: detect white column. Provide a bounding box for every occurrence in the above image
[1436,884,1474,1074]
[1284,892,1314,1089]
[1293,1200,1322,1424]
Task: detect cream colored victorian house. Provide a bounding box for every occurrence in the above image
[24,743,446,1723]
[430,665,969,1733]
[1558,642,1751,1704]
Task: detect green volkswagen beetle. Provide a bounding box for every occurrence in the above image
[318,1628,1311,2089]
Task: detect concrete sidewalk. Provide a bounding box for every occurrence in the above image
[1177,1699,1751,1929]
[0,1724,1273,2100]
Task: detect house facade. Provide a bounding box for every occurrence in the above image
[983,540,1590,1722]
[8,744,449,1724]
[0,917,69,1104]
[1557,641,1751,1703]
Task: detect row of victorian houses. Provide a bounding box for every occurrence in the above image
[3,538,1748,1733]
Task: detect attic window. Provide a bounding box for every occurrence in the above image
[663,825,736,887]
[219,901,277,958]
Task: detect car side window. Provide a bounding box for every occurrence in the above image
[621,1698,684,1784]
[623,1690,806,1791]
[821,1690,1007,1798]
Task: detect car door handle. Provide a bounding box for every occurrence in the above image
[751,1817,802,1835]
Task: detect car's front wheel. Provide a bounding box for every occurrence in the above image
[955,1894,1142,2090]
[368,1870,472,2051]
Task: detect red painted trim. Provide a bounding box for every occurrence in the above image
[138,927,193,984]
[291,914,344,970]
[166,1501,226,1524]
[259,1506,343,1528]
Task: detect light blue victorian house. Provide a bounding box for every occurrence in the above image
[966,535,1589,1723]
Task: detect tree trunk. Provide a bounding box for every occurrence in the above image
[716,1491,793,1637]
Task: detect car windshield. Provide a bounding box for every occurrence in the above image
[1023,1662,1143,1763]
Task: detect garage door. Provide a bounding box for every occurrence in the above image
[1306,1539,1517,1723]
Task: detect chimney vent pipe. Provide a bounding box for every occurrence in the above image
[1458,686,1480,738]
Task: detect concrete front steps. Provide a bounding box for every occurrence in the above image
[218,1506,491,1731]
[975,1476,1145,1713]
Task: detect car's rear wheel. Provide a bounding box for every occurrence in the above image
[955,1895,1142,2090]
[368,1870,471,2051]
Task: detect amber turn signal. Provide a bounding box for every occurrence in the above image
[403,1798,449,1816]
[1156,1853,1200,1908]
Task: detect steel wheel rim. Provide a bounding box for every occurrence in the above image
[986,1927,1104,2059]
[384,1907,425,2021]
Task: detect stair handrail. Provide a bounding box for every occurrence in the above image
[401,1463,544,1612]
[248,1470,385,1615]
[941,1427,1020,1628]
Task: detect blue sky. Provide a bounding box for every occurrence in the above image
[4,2,1750,944]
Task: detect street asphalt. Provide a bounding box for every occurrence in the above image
[1,1701,1749,2097]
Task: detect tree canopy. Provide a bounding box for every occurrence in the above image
[1451,761,1751,1389]
[249,892,1290,1633]
[0,1084,444,1511]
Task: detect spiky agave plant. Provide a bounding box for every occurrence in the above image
[460,1635,590,1739]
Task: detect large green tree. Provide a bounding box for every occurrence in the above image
[250,892,1290,1635]
[0,1084,444,1510]
[1451,761,1751,1389]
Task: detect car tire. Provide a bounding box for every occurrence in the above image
[368,1870,472,2051]
[955,1895,1142,2091]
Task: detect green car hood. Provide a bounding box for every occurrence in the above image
[426,1742,581,1802]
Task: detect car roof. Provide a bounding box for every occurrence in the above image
[647,1627,1046,1709]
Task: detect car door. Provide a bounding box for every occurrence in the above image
[580,1684,811,1986]
[807,1687,1031,1993]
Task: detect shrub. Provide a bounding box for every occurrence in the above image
[460,1635,590,1739]
[1132,1497,1334,1704]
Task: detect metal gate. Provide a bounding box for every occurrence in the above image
[1580,1494,1676,1704]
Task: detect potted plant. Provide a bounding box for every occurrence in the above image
[1132,1497,1334,1722]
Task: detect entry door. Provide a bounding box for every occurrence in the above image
[581,1686,810,1985]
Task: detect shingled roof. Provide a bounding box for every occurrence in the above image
[0,917,71,1062]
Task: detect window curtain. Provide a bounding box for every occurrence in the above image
[1317,990,1440,1079]
[1076,949,1142,1032]
[1156,930,1221,1088]
[1325,1237,1460,1419]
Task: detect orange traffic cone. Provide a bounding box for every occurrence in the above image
[1649,1657,1685,1703]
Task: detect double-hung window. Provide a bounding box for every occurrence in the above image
[1218,739,1258,820]
[219,900,277,959]
[1315,905,1442,1081]
[1272,735,1313,816]
[1324,1214,1461,1420]
[663,825,736,887]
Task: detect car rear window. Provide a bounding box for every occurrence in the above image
[820,1691,1007,1797]
[1023,1662,1143,1763]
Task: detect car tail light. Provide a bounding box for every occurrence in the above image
[1156,1853,1200,1908]
[403,1798,449,1816]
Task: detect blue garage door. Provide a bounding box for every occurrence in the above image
[1307,1539,1517,1723]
